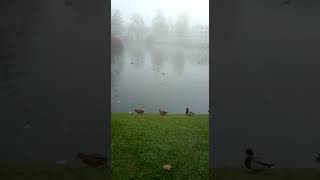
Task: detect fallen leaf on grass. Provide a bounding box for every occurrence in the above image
[163,164,172,171]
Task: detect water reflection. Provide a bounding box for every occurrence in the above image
[171,49,186,75]
[111,53,124,105]
[111,36,125,105]
[149,46,166,74]
[188,48,209,65]
[111,42,209,113]
[127,46,145,68]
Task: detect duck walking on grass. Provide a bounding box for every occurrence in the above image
[159,109,168,116]
[244,148,274,173]
[134,109,144,115]
[77,153,110,168]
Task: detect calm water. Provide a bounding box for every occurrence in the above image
[111,42,209,114]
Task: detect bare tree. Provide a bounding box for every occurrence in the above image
[174,12,191,43]
[111,9,123,37]
[128,13,145,41]
[151,10,169,42]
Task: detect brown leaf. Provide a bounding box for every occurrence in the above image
[163,164,172,171]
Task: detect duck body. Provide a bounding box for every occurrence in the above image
[314,152,320,162]
[244,149,274,173]
[281,0,291,6]
[186,108,194,116]
[134,109,144,115]
[245,156,274,172]
[77,153,110,167]
[159,109,168,116]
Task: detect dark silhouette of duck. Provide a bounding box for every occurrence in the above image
[244,148,274,172]
[313,152,320,162]
[77,153,110,167]
[185,108,194,116]
[65,0,73,7]
[159,109,168,116]
[281,0,292,6]
[134,109,144,115]
[281,0,296,8]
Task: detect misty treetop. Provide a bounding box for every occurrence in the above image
[111,9,208,45]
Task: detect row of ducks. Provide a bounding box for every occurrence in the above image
[74,150,269,169]
[134,109,167,116]
[245,148,320,172]
[134,108,196,116]
[75,150,320,170]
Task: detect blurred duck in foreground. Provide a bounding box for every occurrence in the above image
[77,153,110,168]
[244,148,274,173]
[313,152,320,162]
[134,109,144,115]
[159,109,168,116]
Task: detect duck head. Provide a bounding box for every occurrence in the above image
[246,148,254,156]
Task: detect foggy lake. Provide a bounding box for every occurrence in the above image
[111,42,209,114]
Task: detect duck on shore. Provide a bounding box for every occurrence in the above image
[134,109,144,115]
[185,108,195,116]
[159,109,168,116]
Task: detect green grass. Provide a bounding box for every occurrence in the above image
[111,113,209,179]
[2,164,320,180]
[3,113,319,179]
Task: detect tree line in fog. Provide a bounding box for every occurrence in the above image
[111,9,208,45]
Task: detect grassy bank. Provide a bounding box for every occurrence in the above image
[112,113,209,179]
[3,113,319,179]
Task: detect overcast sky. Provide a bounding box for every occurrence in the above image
[112,0,209,26]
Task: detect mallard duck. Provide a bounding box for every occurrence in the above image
[77,153,110,168]
[185,108,194,116]
[244,148,274,173]
[159,109,168,116]
[134,109,144,115]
